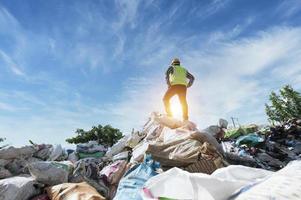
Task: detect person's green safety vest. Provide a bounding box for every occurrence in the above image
[169,65,188,86]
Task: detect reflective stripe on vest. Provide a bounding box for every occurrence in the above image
[169,65,188,86]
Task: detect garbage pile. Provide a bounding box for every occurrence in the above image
[222,119,301,171]
[0,113,301,200]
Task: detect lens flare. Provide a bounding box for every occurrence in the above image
[170,97,182,119]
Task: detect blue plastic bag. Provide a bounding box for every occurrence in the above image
[235,133,264,147]
[113,155,160,200]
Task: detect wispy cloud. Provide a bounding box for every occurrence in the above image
[0,101,16,111]
[0,50,25,76]
[1,1,301,147]
[112,26,301,130]
[276,0,301,18]
[113,0,140,30]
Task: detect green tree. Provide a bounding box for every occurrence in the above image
[0,137,6,149]
[66,124,123,147]
[265,85,301,123]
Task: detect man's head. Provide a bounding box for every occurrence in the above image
[171,58,180,66]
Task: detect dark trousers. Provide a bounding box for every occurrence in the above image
[163,84,188,120]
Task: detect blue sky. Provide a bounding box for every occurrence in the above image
[1,0,301,147]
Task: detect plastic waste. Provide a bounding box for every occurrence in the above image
[231,160,301,200]
[0,176,43,200]
[235,133,264,147]
[114,155,160,200]
[126,130,145,148]
[142,165,272,200]
[0,146,35,160]
[48,145,63,161]
[28,161,73,185]
[105,136,129,158]
[112,151,129,162]
[0,167,12,179]
[99,160,127,185]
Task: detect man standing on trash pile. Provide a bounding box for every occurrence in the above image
[163,58,195,121]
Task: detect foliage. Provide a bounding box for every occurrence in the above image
[66,124,123,147]
[265,85,301,124]
[0,137,6,149]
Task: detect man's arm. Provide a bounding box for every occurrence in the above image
[186,71,195,87]
[165,66,173,87]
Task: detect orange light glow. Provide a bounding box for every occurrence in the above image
[170,97,182,119]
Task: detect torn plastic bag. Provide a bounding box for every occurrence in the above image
[146,129,222,167]
[76,141,106,154]
[67,152,78,163]
[105,135,129,158]
[99,160,127,185]
[130,142,150,163]
[0,166,12,179]
[114,155,160,200]
[202,119,228,140]
[28,161,73,185]
[0,159,11,167]
[0,146,35,159]
[71,158,100,181]
[112,151,129,162]
[0,176,43,200]
[126,130,145,148]
[46,182,105,200]
[48,145,68,161]
[196,130,224,154]
[142,118,163,141]
[152,112,184,129]
[33,144,53,160]
[6,157,42,175]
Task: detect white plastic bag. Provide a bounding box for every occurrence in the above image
[112,151,129,162]
[28,161,73,185]
[233,160,301,200]
[130,142,149,163]
[105,136,129,158]
[142,166,272,200]
[0,146,35,159]
[68,152,78,163]
[0,176,43,200]
[126,131,145,148]
[48,144,63,161]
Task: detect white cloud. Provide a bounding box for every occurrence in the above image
[112,26,301,131]
[0,50,25,76]
[0,102,16,111]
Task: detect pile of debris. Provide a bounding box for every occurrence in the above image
[0,113,300,200]
[222,119,301,171]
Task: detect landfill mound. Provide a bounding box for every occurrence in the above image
[0,112,301,200]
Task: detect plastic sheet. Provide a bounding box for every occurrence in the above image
[114,155,160,200]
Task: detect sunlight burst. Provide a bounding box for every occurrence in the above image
[170,98,182,119]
